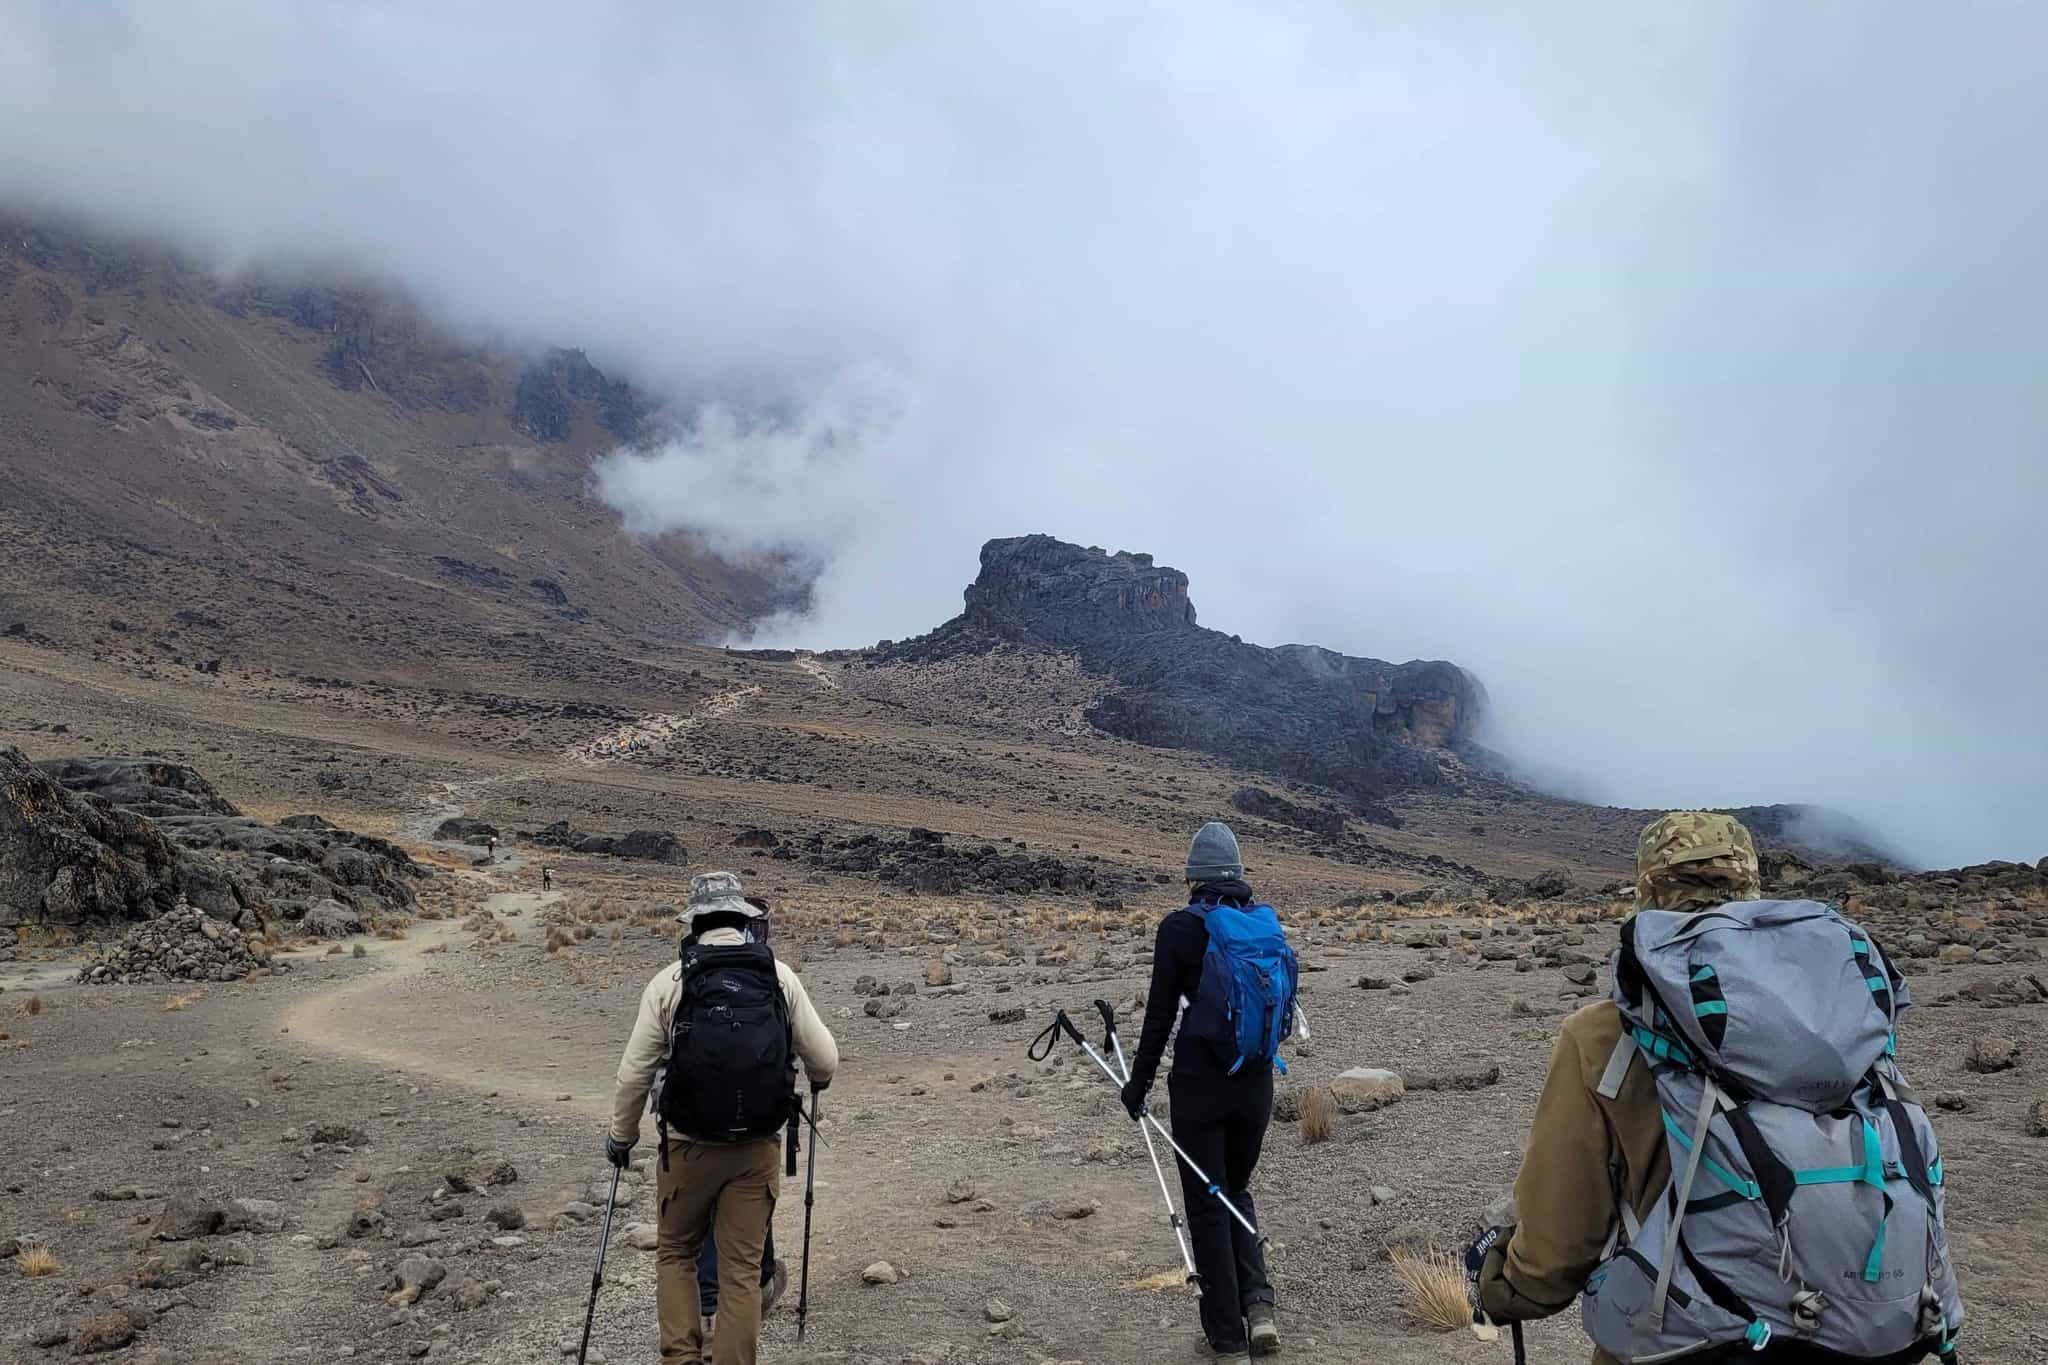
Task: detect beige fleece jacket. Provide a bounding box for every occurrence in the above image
[609,928,839,1145]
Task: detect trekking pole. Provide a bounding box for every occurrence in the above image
[1093,1000,1199,1285]
[1030,1010,1267,1247]
[795,1088,821,1342]
[576,1165,622,1365]
[1513,1321,1526,1365]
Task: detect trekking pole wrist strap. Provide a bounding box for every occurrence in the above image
[1027,1010,1084,1062]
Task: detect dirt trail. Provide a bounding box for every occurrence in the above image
[794,653,840,691]
[563,685,759,766]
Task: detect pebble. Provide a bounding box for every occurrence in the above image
[862,1260,900,1285]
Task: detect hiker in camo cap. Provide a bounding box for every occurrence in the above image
[1635,810,1761,909]
[1472,812,1761,1365]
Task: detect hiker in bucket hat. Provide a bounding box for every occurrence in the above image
[608,873,838,1365]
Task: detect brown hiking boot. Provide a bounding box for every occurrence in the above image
[1248,1303,1279,1356]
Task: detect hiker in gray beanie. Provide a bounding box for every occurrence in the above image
[1185,820,1244,882]
[1121,821,1281,1363]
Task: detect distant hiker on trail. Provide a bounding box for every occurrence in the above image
[486,834,499,861]
[607,873,838,1365]
[1121,821,1285,1364]
[1471,812,1964,1365]
[540,865,552,890]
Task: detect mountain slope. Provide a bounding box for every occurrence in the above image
[0,217,791,686]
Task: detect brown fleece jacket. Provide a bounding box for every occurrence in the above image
[1478,1000,1670,1363]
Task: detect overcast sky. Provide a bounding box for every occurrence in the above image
[3,2,2043,866]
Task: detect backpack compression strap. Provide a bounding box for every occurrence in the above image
[1650,1078,1721,1330]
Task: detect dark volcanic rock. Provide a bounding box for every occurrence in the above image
[1230,787,1350,840]
[880,536,1484,804]
[433,817,499,844]
[33,756,238,819]
[1,746,184,929]
[801,827,1116,897]
[8,750,421,932]
[525,820,686,865]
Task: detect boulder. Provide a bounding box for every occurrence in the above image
[432,817,499,843]
[1966,1036,2021,1074]
[1327,1067,1405,1115]
[154,1192,227,1241]
[301,900,365,939]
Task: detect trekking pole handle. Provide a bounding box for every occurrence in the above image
[1027,1009,1084,1062]
[785,1108,800,1178]
[1093,998,1119,1049]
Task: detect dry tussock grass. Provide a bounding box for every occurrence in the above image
[163,994,197,1012]
[1133,1269,1189,1291]
[374,923,408,941]
[1299,1086,1336,1145]
[16,1244,59,1277]
[15,995,43,1018]
[1391,1251,1471,1332]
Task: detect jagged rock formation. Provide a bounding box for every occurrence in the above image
[880,536,1485,805]
[523,819,686,864]
[1,746,185,928]
[1,748,420,934]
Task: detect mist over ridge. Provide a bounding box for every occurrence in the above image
[3,1,2043,864]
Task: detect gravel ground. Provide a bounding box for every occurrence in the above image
[4,880,2045,1364]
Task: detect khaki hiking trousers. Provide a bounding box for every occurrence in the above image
[656,1135,781,1365]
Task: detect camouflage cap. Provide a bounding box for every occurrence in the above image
[1635,811,1761,910]
[676,870,763,926]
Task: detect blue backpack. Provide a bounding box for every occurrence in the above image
[1184,902,1300,1075]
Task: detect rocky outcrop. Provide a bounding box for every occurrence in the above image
[1,746,183,928]
[1230,786,1351,840]
[800,827,1119,897]
[3,748,420,934]
[523,820,686,865]
[881,536,1485,804]
[33,757,238,819]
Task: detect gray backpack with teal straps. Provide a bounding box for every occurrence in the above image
[1582,900,1964,1364]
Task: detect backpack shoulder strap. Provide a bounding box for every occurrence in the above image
[1597,1032,1639,1101]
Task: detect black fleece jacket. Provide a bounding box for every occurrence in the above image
[1126,879,1274,1118]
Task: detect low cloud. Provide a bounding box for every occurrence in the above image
[3,2,2043,864]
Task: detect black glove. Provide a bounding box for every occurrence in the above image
[604,1134,633,1170]
[1120,1077,1150,1122]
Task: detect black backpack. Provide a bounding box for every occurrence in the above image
[657,941,795,1143]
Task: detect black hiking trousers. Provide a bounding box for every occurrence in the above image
[1169,1069,1275,1350]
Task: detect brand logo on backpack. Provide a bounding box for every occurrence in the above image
[1183,901,1299,1076]
[657,942,795,1144]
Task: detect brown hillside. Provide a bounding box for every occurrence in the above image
[0,218,794,688]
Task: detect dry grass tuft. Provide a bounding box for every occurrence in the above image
[163,994,196,1012]
[1133,1268,1189,1292]
[1391,1251,1471,1332]
[15,995,43,1018]
[17,1244,59,1277]
[1299,1086,1336,1145]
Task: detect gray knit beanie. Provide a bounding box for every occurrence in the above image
[1185,821,1244,882]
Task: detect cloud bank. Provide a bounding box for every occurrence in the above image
[3,1,2044,864]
